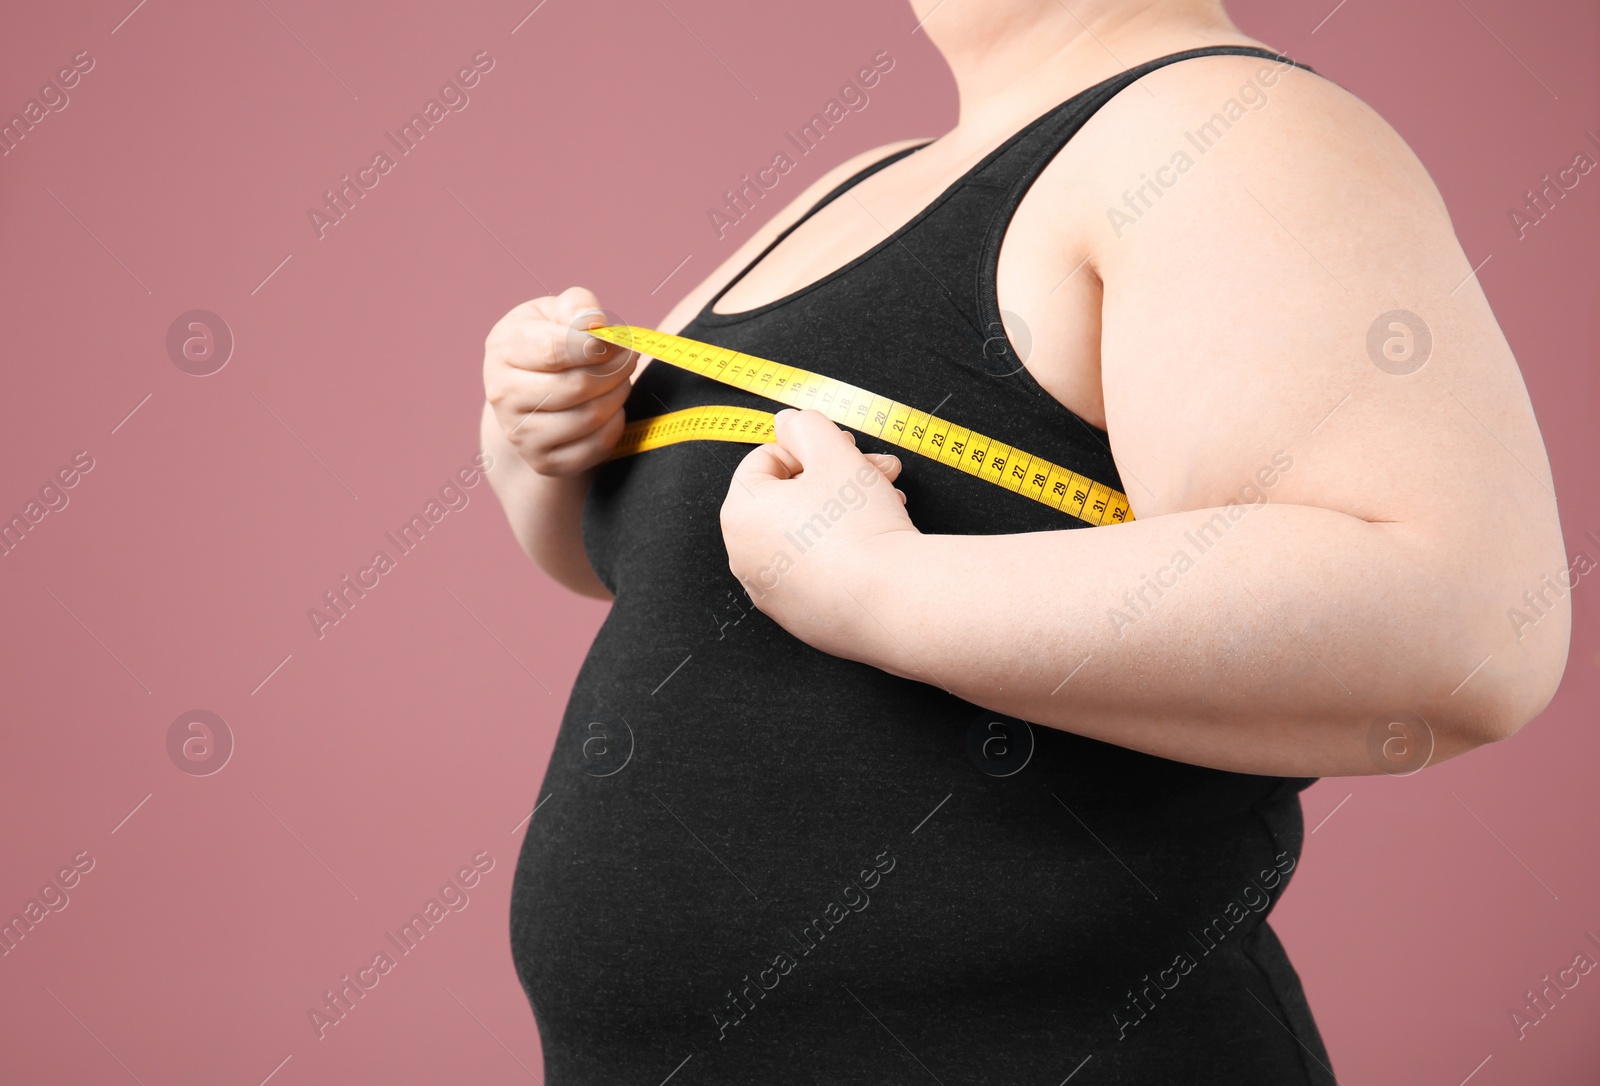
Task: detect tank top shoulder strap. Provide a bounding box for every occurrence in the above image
[705,142,931,313]
[974,45,1318,199]
[703,46,1315,324]
[963,46,1319,391]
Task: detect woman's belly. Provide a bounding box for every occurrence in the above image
[508,591,1318,1083]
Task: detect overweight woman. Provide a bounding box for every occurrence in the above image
[478,0,1570,1081]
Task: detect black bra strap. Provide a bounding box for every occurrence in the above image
[703,142,929,313]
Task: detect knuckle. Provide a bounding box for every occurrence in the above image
[534,334,564,371]
[586,394,616,429]
[559,285,596,311]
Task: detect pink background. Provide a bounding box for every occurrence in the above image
[1,0,1596,1082]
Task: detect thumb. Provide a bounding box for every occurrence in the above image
[555,285,605,327]
[552,287,635,375]
[730,439,801,490]
[770,408,861,473]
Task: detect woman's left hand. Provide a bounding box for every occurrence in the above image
[720,408,918,654]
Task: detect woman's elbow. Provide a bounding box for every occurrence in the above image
[1455,596,1572,747]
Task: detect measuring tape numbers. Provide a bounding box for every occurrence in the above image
[589,325,1133,526]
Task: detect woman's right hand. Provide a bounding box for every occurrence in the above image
[482,286,639,477]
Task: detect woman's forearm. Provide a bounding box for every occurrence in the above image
[843,503,1566,778]
[480,400,612,601]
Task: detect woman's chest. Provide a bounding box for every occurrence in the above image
[711,151,1111,431]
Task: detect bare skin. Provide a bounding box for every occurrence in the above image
[483,0,1571,778]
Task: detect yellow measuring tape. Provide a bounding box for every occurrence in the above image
[589,325,1133,526]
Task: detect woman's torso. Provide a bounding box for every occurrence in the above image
[511,45,1335,1086]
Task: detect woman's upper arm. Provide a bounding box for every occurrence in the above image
[1082,57,1569,721]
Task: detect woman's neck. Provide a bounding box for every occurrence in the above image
[917,0,1251,136]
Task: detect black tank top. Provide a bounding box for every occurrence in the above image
[511,46,1335,1085]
